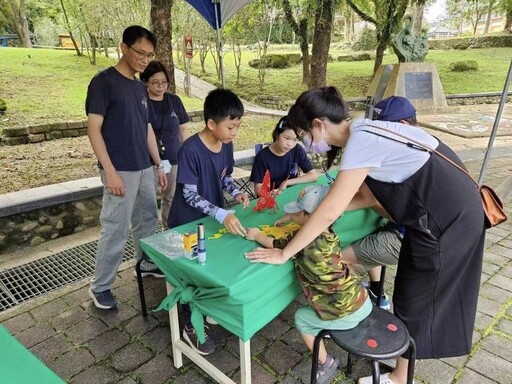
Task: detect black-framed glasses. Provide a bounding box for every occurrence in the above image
[129,45,155,60]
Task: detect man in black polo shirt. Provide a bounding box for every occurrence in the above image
[85,25,168,309]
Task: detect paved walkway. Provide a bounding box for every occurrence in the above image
[0,154,511,384]
[0,89,511,383]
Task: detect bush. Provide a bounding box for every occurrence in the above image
[34,18,60,47]
[248,54,291,69]
[337,52,375,62]
[429,35,512,50]
[352,27,377,51]
[286,53,301,64]
[0,98,6,114]
[267,54,289,68]
[449,60,479,72]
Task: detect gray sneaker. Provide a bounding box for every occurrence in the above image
[183,326,217,355]
[89,288,118,309]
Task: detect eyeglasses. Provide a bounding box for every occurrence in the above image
[129,45,155,60]
[149,80,168,87]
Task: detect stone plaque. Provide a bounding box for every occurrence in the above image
[405,72,433,100]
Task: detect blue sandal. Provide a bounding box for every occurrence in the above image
[316,353,339,384]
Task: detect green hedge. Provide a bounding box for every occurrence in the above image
[429,34,512,50]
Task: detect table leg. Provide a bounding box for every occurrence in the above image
[165,282,247,384]
[240,338,252,384]
[166,283,183,368]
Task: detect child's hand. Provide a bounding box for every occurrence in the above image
[270,188,282,197]
[223,213,247,237]
[245,227,261,241]
[235,192,250,208]
[274,214,291,227]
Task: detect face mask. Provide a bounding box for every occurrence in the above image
[302,129,331,154]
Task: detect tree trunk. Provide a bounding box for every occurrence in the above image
[373,24,392,76]
[89,34,97,65]
[282,0,310,85]
[299,19,310,85]
[9,0,32,47]
[59,0,81,56]
[344,11,354,42]
[411,4,424,34]
[484,0,495,34]
[150,0,176,93]
[505,9,512,31]
[310,0,334,89]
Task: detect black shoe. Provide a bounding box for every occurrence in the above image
[182,326,217,355]
[89,288,118,309]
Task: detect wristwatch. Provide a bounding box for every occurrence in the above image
[155,163,164,171]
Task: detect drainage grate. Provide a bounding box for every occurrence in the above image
[0,237,136,312]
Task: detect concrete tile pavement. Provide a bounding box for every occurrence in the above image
[0,153,511,384]
[1,99,512,384]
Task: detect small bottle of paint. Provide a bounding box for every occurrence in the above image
[197,223,206,265]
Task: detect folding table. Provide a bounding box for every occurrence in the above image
[140,176,385,384]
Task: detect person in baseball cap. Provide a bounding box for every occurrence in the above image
[245,181,371,384]
[373,96,417,125]
[282,185,331,214]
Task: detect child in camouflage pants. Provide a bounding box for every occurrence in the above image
[246,185,372,384]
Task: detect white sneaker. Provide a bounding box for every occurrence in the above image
[358,373,415,384]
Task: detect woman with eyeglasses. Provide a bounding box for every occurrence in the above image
[141,61,190,229]
[246,87,486,384]
[249,116,317,197]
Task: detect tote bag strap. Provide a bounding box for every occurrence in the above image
[364,124,479,188]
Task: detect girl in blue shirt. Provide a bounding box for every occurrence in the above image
[250,116,317,197]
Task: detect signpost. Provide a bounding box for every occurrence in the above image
[184,35,193,97]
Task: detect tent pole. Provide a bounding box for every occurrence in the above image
[478,59,512,184]
[213,0,225,88]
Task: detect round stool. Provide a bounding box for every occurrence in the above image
[310,306,416,384]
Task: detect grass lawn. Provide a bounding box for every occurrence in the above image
[1,46,511,132]
[0,48,203,130]
[189,47,512,101]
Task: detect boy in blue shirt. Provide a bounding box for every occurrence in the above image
[168,88,250,354]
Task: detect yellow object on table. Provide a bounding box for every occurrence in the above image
[183,231,198,253]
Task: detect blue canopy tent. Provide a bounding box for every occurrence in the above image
[185,0,252,88]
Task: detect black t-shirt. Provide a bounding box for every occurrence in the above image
[250,145,314,188]
[149,93,189,165]
[85,66,151,171]
[168,134,234,228]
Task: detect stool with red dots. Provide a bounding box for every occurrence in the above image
[310,306,416,384]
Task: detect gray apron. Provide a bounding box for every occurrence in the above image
[365,141,485,359]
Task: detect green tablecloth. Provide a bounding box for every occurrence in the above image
[140,175,384,342]
[0,325,65,384]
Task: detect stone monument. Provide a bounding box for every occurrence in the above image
[367,16,449,114]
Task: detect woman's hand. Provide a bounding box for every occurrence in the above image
[223,213,247,237]
[235,192,250,208]
[245,247,289,264]
[157,168,168,191]
[245,227,261,241]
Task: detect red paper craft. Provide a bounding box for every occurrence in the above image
[253,170,278,212]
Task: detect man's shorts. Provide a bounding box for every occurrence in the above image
[350,227,402,269]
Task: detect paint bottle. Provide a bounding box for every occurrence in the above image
[197,223,206,265]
